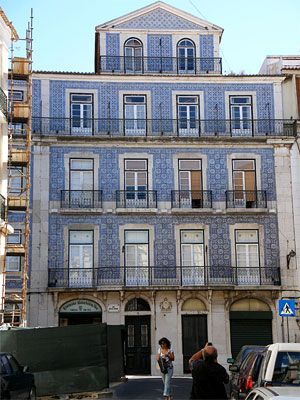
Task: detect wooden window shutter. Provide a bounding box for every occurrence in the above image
[191,170,202,199]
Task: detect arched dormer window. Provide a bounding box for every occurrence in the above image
[177,39,196,73]
[124,38,143,73]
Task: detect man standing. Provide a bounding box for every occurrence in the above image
[191,346,229,399]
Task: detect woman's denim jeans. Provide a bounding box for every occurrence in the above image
[161,367,173,396]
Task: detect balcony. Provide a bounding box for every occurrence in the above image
[116,190,157,208]
[226,190,267,209]
[171,190,212,209]
[0,87,7,119]
[61,190,102,209]
[0,194,5,220]
[32,118,297,138]
[48,266,281,288]
[99,56,222,75]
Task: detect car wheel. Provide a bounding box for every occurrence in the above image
[28,386,36,400]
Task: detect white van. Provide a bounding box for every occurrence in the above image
[258,343,300,387]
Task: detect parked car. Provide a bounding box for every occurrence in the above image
[0,352,36,399]
[257,343,300,387]
[245,386,300,400]
[229,347,266,399]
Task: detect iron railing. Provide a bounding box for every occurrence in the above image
[226,190,267,208]
[116,190,157,208]
[99,56,222,75]
[61,190,102,209]
[32,118,297,138]
[0,194,5,220]
[0,87,7,118]
[171,190,212,208]
[48,266,281,288]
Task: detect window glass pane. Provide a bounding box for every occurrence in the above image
[124,96,145,103]
[125,160,147,170]
[7,230,22,244]
[236,230,258,243]
[272,351,300,385]
[125,231,148,243]
[233,160,255,171]
[178,96,198,104]
[71,94,92,102]
[10,90,24,102]
[82,245,93,268]
[127,325,134,347]
[7,355,20,373]
[137,244,148,266]
[181,230,204,243]
[230,96,251,104]
[141,325,148,347]
[178,39,194,47]
[6,256,21,271]
[70,231,93,244]
[179,160,201,170]
[125,38,142,47]
[70,159,93,170]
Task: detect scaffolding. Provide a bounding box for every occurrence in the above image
[0,10,33,326]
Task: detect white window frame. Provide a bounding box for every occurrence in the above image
[70,93,93,133]
[6,256,21,272]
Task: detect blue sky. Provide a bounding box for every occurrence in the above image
[2,0,300,74]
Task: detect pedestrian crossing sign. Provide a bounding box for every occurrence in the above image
[278,300,296,317]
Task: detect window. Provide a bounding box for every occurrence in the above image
[125,230,149,286]
[9,90,24,102]
[124,38,143,73]
[177,39,196,72]
[232,160,257,207]
[8,166,26,194]
[177,96,199,136]
[230,96,252,133]
[70,93,93,134]
[235,229,260,285]
[6,256,21,272]
[68,230,93,287]
[7,229,22,244]
[178,159,202,208]
[124,159,148,207]
[12,122,26,136]
[272,351,300,385]
[68,159,94,207]
[180,230,205,285]
[124,95,146,135]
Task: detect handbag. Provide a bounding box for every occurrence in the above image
[157,357,168,374]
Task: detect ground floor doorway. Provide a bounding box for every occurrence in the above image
[182,314,208,373]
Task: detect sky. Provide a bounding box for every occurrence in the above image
[1,0,300,74]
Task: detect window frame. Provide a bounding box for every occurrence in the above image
[177,38,196,72]
[234,229,260,268]
[232,158,257,191]
[124,37,144,72]
[178,158,202,191]
[180,229,205,267]
[69,92,94,133]
[68,229,94,270]
[9,166,26,194]
[124,229,150,267]
[69,158,94,191]
[6,255,22,272]
[124,158,148,191]
[7,229,22,245]
[229,95,253,132]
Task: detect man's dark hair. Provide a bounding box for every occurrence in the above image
[203,347,218,362]
[158,337,171,349]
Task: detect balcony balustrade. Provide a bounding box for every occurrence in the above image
[61,190,102,209]
[226,190,267,208]
[116,190,157,208]
[32,117,297,138]
[99,56,222,75]
[0,194,5,220]
[48,266,281,288]
[0,87,7,118]
[171,190,212,209]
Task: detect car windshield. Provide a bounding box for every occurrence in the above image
[272,351,300,385]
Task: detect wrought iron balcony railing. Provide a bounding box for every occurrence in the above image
[0,87,7,118]
[98,56,222,75]
[226,190,267,208]
[0,194,5,220]
[61,190,102,209]
[171,190,212,209]
[116,190,157,208]
[32,118,297,138]
[48,266,281,288]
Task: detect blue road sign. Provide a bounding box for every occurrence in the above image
[279,299,296,317]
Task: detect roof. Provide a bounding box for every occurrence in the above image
[0,7,19,40]
[96,1,223,36]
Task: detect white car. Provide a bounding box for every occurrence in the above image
[245,387,300,400]
[257,343,300,386]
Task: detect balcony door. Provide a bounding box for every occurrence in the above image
[69,230,93,287]
[124,38,143,73]
[235,230,260,285]
[232,160,256,207]
[70,94,93,135]
[69,159,94,208]
[230,96,252,135]
[125,230,149,286]
[178,159,202,208]
[177,96,199,136]
[124,95,146,136]
[124,159,148,208]
[181,230,205,285]
[177,39,195,73]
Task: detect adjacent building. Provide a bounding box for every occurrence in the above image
[17,2,299,374]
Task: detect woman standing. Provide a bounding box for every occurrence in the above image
[156,337,175,400]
